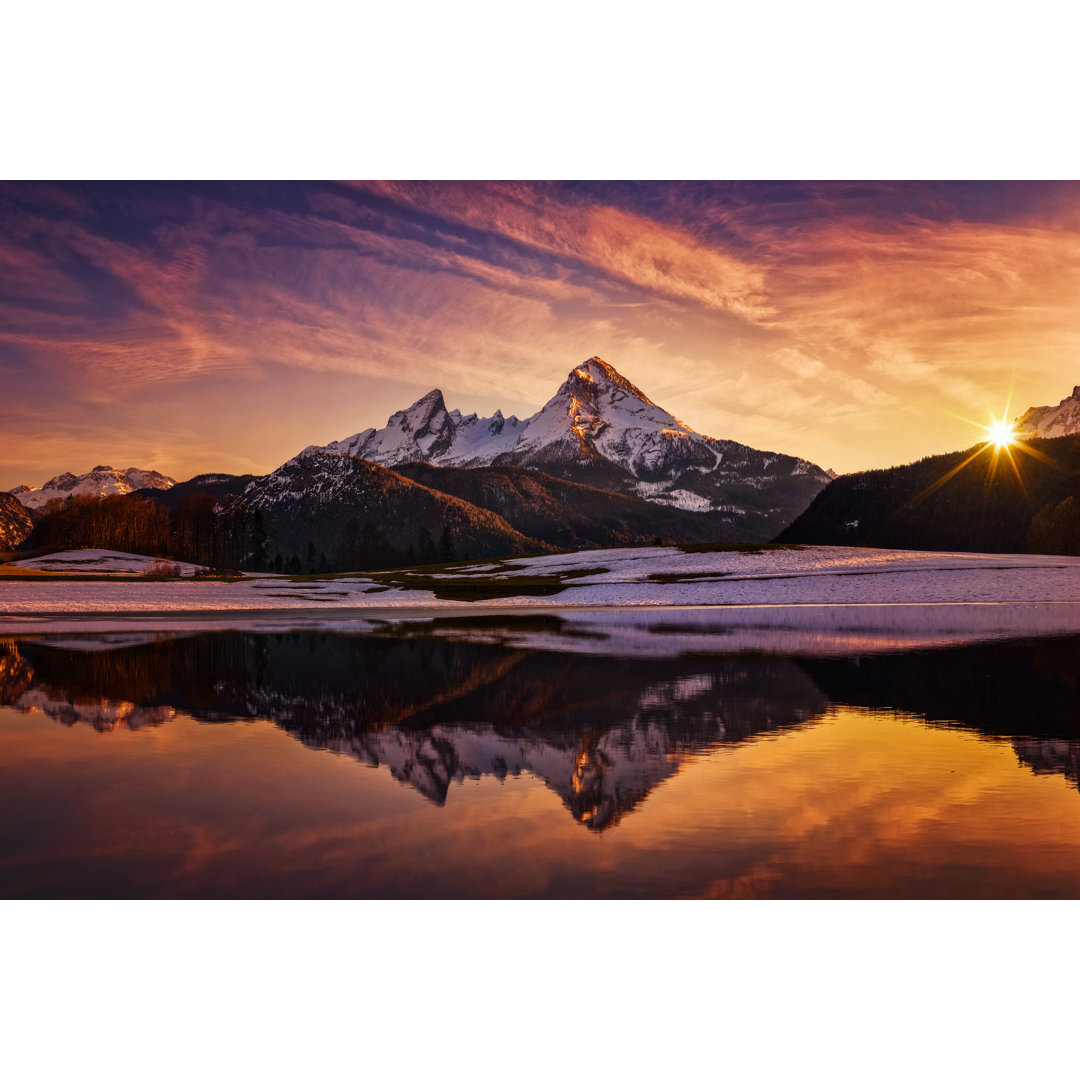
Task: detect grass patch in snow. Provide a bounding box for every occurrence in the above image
[375,613,609,639]
[271,556,610,601]
[675,542,807,555]
[647,622,735,636]
[259,593,343,602]
[647,570,735,584]
[367,565,608,602]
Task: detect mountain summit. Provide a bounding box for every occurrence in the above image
[320,386,525,467]
[301,356,830,534]
[503,357,709,471]
[1015,384,1080,438]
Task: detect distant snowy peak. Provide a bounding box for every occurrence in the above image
[1015,384,1080,438]
[10,465,176,509]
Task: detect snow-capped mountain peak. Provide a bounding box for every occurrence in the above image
[311,385,524,469]
[1015,384,1080,438]
[9,466,176,510]
[295,356,830,531]
[311,355,695,473]
[510,356,698,469]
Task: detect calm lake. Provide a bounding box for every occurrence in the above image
[3,611,1080,898]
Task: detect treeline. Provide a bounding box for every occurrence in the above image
[1028,496,1080,556]
[30,493,269,571]
[28,493,468,573]
[270,521,461,574]
[778,434,1080,554]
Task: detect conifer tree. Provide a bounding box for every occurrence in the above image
[439,525,456,562]
[417,526,437,564]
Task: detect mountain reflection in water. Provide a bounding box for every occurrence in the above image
[3,629,826,832]
[4,617,1080,898]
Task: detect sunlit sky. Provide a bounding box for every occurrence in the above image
[3,180,1079,489]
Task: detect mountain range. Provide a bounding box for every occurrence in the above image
[13,363,1079,564]
[9,465,176,510]
[303,357,832,533]
[7,358,832,561]
[233,356,835,563]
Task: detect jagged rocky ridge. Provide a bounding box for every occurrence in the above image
[300,357,831,537]
[10,465,175,510]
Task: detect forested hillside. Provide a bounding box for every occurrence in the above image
[778,434,1080,555]
[392,462,749,547]
[29,493,269,570]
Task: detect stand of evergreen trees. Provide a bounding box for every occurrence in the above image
[270,521,463,575]
[31,493,270,571]
[778,434,1080,555]
[30,495,468,574]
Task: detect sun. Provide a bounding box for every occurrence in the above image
[909,401,1059,509]
[985,417,1016,449]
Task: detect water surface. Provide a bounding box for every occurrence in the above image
[3,615,1080,898]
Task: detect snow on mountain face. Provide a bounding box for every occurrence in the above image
[314,358,702,471]
[302,357,831,527]
[1015,385,1080,438]
[318,389,525,467]
[509,358,715,473]
[10,466,176,509]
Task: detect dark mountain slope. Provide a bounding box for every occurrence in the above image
[243,451,552,566]
[135,473,260,509]
[392,462,756,547]
[0,492,34,551]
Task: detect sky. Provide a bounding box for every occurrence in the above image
[2,179,1080,490]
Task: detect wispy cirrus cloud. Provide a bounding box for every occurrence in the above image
[349,181,774,321]
[754,197,1080,407]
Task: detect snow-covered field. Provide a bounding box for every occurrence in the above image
[4,544,1080,613]
[10,549,209,576]
[4,544,1080,655]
